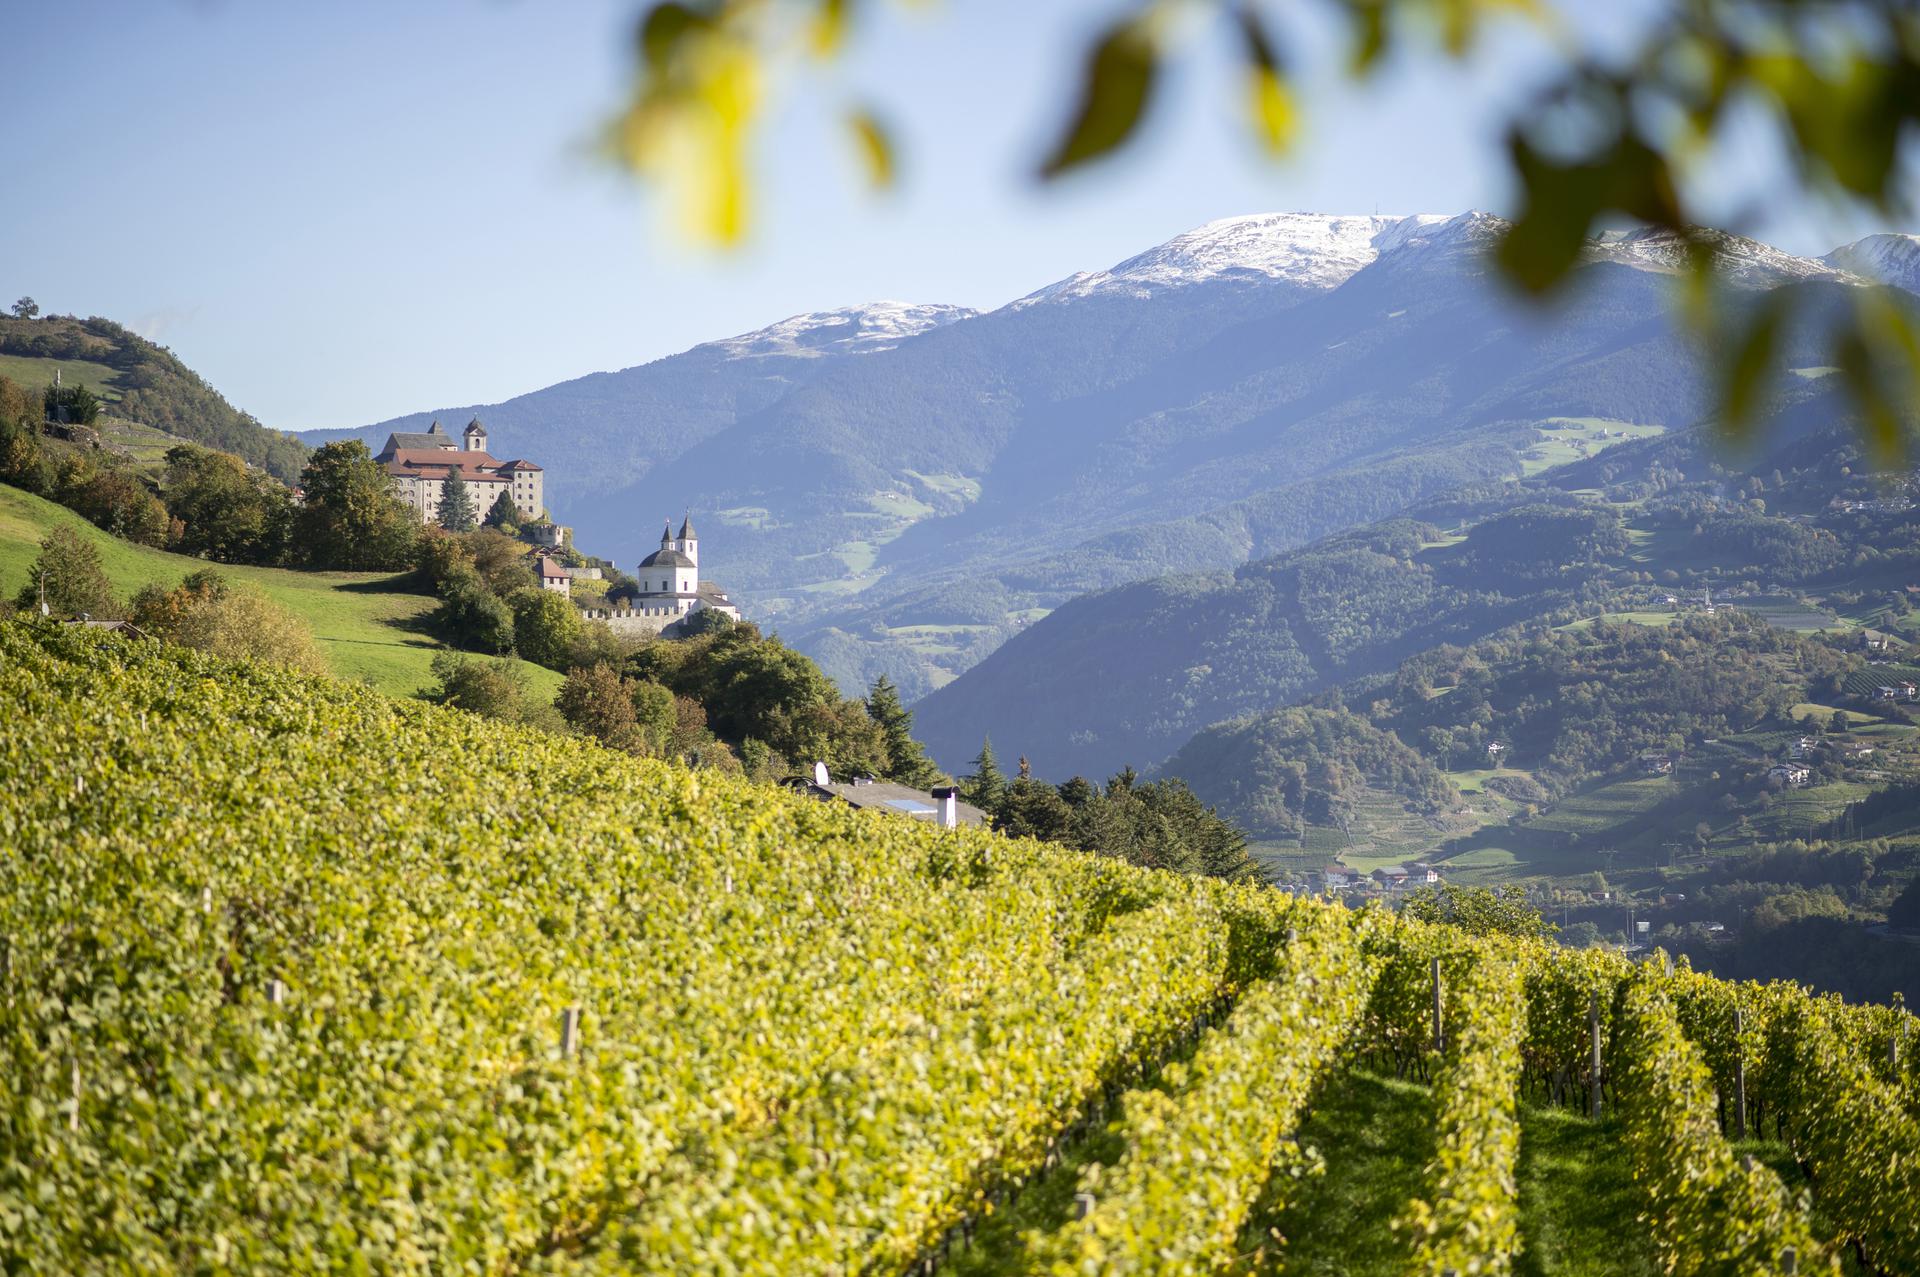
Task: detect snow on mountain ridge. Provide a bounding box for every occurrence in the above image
[1823,233,1920,294]
[1014,212,1454,305]
[1591,226,1855,286]
[704,301,978,359]
[701,220,1914,364]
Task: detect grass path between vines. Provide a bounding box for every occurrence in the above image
[939,1064,1678,1276]
[1256,1071,1663,1276]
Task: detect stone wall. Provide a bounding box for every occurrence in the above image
[578,606,686,638]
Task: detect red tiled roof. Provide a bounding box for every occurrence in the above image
[383,449,514,483]
[536,557,568,580]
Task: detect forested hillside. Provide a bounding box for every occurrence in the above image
[8,619,1920,1275]
[0,315,305,479]
[916,381,1918,778]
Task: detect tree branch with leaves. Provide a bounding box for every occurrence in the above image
[609,0,1920,456]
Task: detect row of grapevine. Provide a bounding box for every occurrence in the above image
[550,896,1238,1275]
[1611,970,1829,1276]
[1023,906,1376,1275]
[1761,998,1920,1271]
[1396,948,1526,1276]
[0,624,1198,1274]
[9,620,1920,1274]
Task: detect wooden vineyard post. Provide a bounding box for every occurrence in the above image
[561,1006,581,1058]
[1589,994,1603,1120]
[267,978,286,1006]
[1733,1007,1748,1141]
[1431,957,1444,1053]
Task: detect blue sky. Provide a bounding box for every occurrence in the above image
[3,0,1910,430]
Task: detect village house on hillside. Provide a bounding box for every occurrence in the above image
[534,554,571,597]
[375,418,544,524]
[1768,762,1812,789]
[786,763,984,829]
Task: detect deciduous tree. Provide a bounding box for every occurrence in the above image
[12,525,115,618]
[511,587,585,670]
[295,440,419,570]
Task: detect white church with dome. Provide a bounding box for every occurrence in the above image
[581,514,742,636]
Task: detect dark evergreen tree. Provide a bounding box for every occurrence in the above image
[437,473,477,532]
[866,674,943,788]
[961,736,1006,811]
[43,381,100,426]
[482,489,520,532]
[996,776,1073,841]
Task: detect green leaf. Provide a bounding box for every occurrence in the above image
[1717,290,1789,440]
[639,2,712,75]
[1037,15,1159,179]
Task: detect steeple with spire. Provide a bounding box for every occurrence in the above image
[672,512,698,568]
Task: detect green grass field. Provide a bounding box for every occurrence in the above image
[0,351,125,397]
[1558,610,1682,631]
[1519,418,1667,477]
[1527,777,1680,837]
[1791,703,1882,726]
[0,484,562,700]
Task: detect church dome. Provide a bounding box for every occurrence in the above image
[639,547,694,569]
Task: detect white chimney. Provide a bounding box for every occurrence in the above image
[933,785,959,830]
[813,761,830,787]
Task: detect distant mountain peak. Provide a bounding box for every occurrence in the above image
[1015,212,1453,305]
[702,301,978,359]
[1824,233,1920,294]
[1593,225,1855,286]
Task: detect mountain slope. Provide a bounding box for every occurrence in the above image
[0,314,306,480]
[912,375,1917,778]
[310,213,1898,700]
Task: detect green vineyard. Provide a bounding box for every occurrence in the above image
[5,619,1920,1275]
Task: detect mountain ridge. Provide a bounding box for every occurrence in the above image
[302,212,1913,701]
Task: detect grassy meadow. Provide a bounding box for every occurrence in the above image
[0,484,562,700]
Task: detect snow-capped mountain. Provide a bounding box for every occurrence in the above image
[1824,233,1920,294]
[1011,209,1877,307]
[311,209,1920,710]
[1016,212,1452,304]
[701,301,978,359]
[1593,226,1857,286]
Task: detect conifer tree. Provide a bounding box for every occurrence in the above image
[482,489,520,532]
[437,473,477,532]
[961,735,1005,812]
[864,675,943,788]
